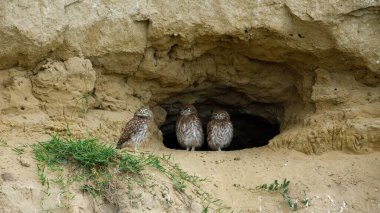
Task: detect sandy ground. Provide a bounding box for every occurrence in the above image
[1,132,379,212]
[154,148,380,212]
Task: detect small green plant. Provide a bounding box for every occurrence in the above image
[0,138,8,147]
[37,164,49,187]
[12,145,26,155]
[76,92,95,114]
[259,179,288,192]
[258,178,309,211]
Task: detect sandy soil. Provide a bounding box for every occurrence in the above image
[153,148,380,212]
[1,132,379,212]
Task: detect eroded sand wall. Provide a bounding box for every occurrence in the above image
[0,0,379,154]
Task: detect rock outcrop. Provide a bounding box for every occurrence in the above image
[0,0,379,154]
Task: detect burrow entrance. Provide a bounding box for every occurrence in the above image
[159,102,280,151]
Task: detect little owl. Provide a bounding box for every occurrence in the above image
[176,105,204,151]
[207,109,233,151]
[116,107,153,150]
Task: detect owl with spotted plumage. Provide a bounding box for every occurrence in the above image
[207,109,233,151]
[176,105,204,151]
[116,107,153,150]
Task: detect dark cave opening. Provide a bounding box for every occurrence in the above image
[159,103,280,151]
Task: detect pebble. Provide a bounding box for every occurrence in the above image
[1,172,16,181]
[143,194,156,210]
[215,160,225,164]
[19,157,31,167]
[191,201,203,213]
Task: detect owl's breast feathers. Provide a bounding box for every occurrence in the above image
[176,114,204,148]
[177,114,201,129]
[116,116,151,148]
[209,119,231,128]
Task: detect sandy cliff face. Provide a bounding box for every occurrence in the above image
[0,0,379,153]
[1,1,380,212]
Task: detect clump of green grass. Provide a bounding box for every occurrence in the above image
[33,135,119,204]
[119,153,163,174]
[258,178,309,211]
[33,135,117,171]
